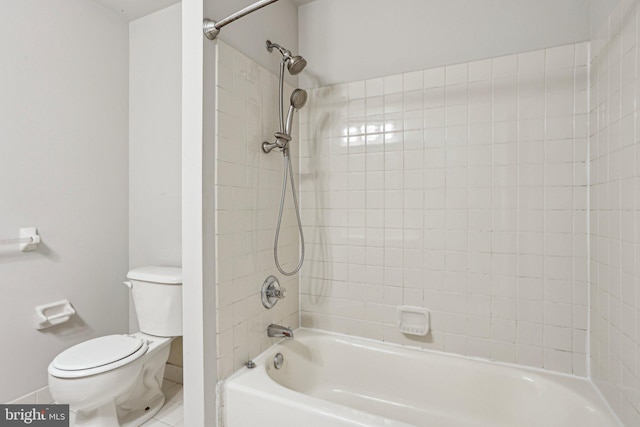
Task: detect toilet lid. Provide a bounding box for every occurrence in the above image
[52,335,145,371]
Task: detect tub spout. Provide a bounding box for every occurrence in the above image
[268,324,294,339]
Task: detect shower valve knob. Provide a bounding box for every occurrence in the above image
[261,275,286,309]
[267,286,286,299]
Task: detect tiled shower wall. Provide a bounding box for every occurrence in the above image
[590,1,640,425]
[215,41,300,379]
[299,42,590,375]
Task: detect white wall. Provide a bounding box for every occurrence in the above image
[180,0,211,423]
[0,0,129,402]
[93,0,180,21]
[129,5,182,271]
[299,0,591,87]
[129,3,183,363]
[590,1,640,425]
[591,0,621,34]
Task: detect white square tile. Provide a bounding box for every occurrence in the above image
[332,83,349,103]
[403,90,424,112]
[517,322,543,346]
[152,386,183,426]
[544,325,573,351]
[542,288,572,319]
[366,96,384,116]
[546,45,575,70]
[424,67,445,88]
[446,105,468,126]
[260,39,609,381]
[575,42,589,67]
[216,64,233,91]
[366,77,384,97]
[516,344,543,368]
[404,70,424,91]
[492,55,518,78]
[468,59,492,82]
[384,74,403,94]
[543,348,573,373]
[518,50,545,76]
[446,84,468,106]
[491,341,516,363]
[349,81,366,99]
[446,63,468,85]
[424,87,445,108]
[518,300,543,323]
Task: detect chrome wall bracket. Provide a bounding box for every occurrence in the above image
[261,275,286,309]
[262,132,291,154]
[203,19,220,40]
[203,0,280,41]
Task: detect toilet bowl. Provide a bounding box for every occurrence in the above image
[48,267,182,427]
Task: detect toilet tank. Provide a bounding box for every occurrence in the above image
[127,267,182,337]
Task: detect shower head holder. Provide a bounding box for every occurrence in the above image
[262,132,291,154]
[266,40,307,75]
[266,40,290,58]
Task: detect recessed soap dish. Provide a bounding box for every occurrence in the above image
[397,306,430,336]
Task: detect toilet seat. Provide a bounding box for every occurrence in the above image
[48,335,149,379]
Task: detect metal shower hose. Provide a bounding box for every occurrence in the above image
[273,149,305,276]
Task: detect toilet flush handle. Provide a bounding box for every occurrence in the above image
[123,281,133,289]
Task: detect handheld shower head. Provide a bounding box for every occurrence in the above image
[290,88,308,110]
[266,40,307,75]
[285,89,308,135]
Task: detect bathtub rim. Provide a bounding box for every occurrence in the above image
[224,327,623,427]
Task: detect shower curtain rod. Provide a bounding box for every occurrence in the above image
[203,0,280,40]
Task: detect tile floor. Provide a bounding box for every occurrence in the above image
[65,380,183,427]
[141,380,183,427]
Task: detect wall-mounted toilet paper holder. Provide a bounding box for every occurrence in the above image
[0,227,40,252]
[35,299,76,330]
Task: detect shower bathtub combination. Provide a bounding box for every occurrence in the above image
[203,1,637,426]
[224,329,620,427]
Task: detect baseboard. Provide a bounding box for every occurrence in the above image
[164,362,183,384]
[8,386,53,405]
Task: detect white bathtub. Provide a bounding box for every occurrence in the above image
[224,329,620,427]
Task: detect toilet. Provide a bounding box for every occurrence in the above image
[48,267,182,427]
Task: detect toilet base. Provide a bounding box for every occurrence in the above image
[49,334,173,427]
[117,354,168,426]
[72,395,164,427]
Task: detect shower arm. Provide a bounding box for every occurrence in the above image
[267,42,292,61]
[203,0,280,40]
